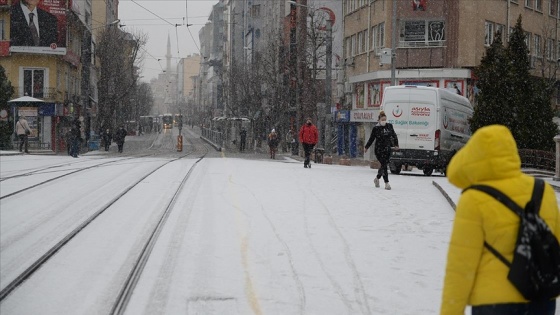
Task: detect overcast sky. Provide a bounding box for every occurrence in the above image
[118,0,219,82]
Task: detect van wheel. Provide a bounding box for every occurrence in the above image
[423,168,433,176]
[390,163,402,174]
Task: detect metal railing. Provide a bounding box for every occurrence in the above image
[518,149,555,172]
[201,128,224,150]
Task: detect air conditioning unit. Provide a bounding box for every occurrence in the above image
[344,82,353,94]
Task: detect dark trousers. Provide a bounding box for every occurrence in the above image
[376,159,389,183]
[240,139,246,152]
[472,300,556,315]
[117,142,124,153]
[70,140,80,157]
[303,143,314,165]
[18,134,28,152]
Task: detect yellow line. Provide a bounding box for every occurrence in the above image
[228,174,263,315]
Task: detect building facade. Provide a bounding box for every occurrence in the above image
[342,0,560,159]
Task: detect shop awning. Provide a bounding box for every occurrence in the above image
[8,96,45,103]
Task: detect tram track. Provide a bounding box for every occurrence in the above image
[0,135,211,304]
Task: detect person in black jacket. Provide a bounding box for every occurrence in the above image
[102,128,112,151]
[364,111,399,190]
[114,126,127,153]
[69,120,82,158]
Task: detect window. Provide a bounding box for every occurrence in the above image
[371,23,384,52]
[535,0,542,11]
[485,21,495,46]
[547,38,555,60]
[357,31,365,54]
[0,19,4,40]
[351,34,356,56]
[496,24,506,43]
[534,34,542,57]
[551,0,559,16]
[251,5,261,17]
[400,20,444,47]
[525,0,533,8]
[525,32,532,52]
[346,37,352,58]
[23,69,45,98]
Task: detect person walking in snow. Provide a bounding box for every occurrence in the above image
[239,128,247,152]
[299,117,318,168]
[102,128,112,151]
[69,120,82,158]
[268,129,279,159]
[114,126,127,153]
[440,125,560,315]
[364,111,399,190]
[15,116,31,153]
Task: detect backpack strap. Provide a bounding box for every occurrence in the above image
[526,178,545,215]
[462,179,545,267]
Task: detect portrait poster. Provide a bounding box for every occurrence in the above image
[368,82,381,107]
[355,84,365,109]
[10,0,67,55]
[445,81,464,96]
[412,0,427,11]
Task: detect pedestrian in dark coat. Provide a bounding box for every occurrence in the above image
[69,121,82,158]
[365,111,399,190]
[268,129,279,159]
[114,126,127,153]
[239,128,247,152]
[102,129,112,151]
[299,117,319,168]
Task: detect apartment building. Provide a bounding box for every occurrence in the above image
[341,0,560,158]
[0,0,90,151]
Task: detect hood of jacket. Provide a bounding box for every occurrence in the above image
[447,125,522,189]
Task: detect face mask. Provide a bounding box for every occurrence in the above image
[379,121,387,126]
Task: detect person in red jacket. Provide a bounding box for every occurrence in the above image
[299,117,319,168]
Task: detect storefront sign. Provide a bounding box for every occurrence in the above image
[38,103,56,116]
[351,109,378,122]
[335,110,350,123]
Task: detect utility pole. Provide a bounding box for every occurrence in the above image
[324,17,333,153]
[391,0,397,86]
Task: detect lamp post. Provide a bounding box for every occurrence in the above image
[391,0,397,86]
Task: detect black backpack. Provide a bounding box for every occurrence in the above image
[464,179,560,301]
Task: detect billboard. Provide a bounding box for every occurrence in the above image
[10,0,67,55]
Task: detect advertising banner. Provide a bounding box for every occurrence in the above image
[10,0,67,55]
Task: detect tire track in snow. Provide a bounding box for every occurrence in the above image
[298,172,372,315]
[231,178,307,315]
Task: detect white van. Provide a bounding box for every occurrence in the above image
[380,86,474,176]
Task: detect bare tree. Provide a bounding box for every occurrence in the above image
[96,28,147,131]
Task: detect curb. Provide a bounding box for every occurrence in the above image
[432,181,457,211]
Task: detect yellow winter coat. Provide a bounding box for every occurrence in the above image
[440,125,560,314]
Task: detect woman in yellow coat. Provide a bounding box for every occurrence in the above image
[440,125,560,315]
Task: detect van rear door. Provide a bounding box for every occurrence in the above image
[384,87,437,150]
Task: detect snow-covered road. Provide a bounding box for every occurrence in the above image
[1,151,556,314]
